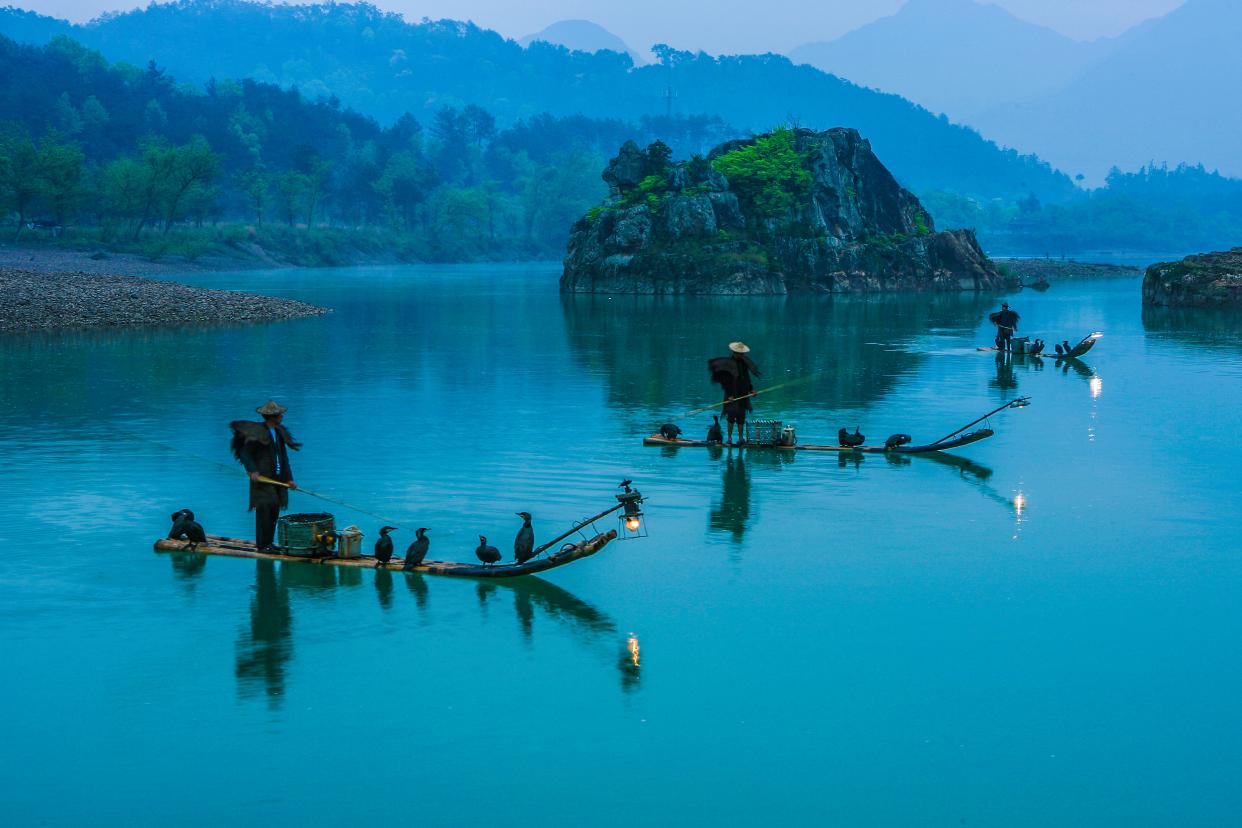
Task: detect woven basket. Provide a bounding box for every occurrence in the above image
[277,512,335,556]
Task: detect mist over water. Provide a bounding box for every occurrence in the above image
[1,264,1239,825]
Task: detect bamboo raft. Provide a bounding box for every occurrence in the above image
[154,530,618,578]
[644,428,994,454]
[978,332,1101,358]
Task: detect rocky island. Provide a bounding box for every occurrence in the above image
[1143,248,1242,307]
[561,127,1012,295]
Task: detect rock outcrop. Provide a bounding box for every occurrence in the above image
[561,127,1012,295]
[1143,248,1242,307]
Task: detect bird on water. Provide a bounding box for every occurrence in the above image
[1062,339,1072,355]
[884,433,913,450]
[403,528,430,570]
[659,422,682,440]
[475,536,502,566]
[374,526,397,567]
[169,508,207,551]
[514,512,536,564]
[706,415,723,444]
[838,427,866,447]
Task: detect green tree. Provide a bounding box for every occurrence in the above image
[710,127,812,222]
[273,171,308,227]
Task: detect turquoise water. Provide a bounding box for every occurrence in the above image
[1,265,1239,826]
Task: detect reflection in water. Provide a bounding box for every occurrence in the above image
[618,634,641,694]
[990,351,1019,392]
[375,568,394,611]
[405,573,429,609]
[561,291,992,430]
[168,552,207,591]
[709,451,752,542]
[235,561,292,710]
[1090,376,1104,399]
[1142,304,1242,352]
[219,559,640,703]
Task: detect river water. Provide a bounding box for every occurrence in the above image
[1,265,1239,826]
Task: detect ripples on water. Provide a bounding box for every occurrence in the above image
[1,267,1240,825]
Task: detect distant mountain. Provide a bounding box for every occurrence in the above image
[0,0,1075,202]
[790,0,1111,119]
[519,19,645,65]
[974,0,1242,179]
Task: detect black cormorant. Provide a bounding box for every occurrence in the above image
[706,416,723,444]
[884,433,913,450]
[374,526,397,567]
[403,528,430,570]
[838,427,866,447]
[475,536,501,566]
[514,512,536,564]
[659,423,682,440]
[1054,342,1065,355]
[1062,339,1073,355]
[169,508,207,551]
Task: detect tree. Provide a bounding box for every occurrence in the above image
[238,168,268,226]
[374,151,436,229]
[273,171,308,227]
[0,129,43,237]
[161,135,219,233]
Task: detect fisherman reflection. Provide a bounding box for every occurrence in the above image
[235,560,292,709]
[709,451,752,542]
[990,351,1018,391]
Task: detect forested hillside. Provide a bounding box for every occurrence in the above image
[0,0,1076,204]
[0,34,733,261]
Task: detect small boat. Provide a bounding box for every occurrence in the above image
[644,428,993,454]
[154,530,618,578]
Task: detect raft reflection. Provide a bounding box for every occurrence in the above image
[225,559,639,708]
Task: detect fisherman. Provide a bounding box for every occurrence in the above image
[990,302,1020,351]
[708,341,762,444]
[231,400,300,552]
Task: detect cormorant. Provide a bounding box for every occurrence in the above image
[475,536,501,566]
[403,528,430,570]
[884,433,913,450]
[1054,342,1065,355]
[659,423,682,440]
[169,508,207,551]
[514,512,536,564]
[706,416,723,444]
[838,427,866,447]
[1062,339,1073,356]
[374,526,397,567]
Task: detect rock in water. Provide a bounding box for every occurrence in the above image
[1143,248,1242,307]
[561,128,1013,295]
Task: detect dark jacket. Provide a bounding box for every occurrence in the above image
[708,354,762,422]
[230,421,300,511]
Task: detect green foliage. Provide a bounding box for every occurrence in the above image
[620,173,670,213]
[914,211,930,236]
[710,128,812,222]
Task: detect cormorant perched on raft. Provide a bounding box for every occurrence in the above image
[403,528,430,570]
[885,434,913,450]
[1054,342,1064,355]
[1061,339,1073,356]
[168,509,207,551]
[374,526,397,567]
[514,512,536,564]
[475,536,501,566]
[838,427,866,447]
[706,416,723,444]
[659,423,682,440]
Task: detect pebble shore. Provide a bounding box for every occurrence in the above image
[1,268,329,333]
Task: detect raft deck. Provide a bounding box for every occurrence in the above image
[154,530,618,578]
[644,428,994,454]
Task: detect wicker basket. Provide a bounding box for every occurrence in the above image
[277,512,335,556]
[746,419,784,446]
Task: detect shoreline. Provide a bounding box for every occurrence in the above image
[1,267,329,334]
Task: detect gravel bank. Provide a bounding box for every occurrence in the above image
[1,268,329,333]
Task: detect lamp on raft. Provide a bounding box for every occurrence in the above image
[616,479,647,540]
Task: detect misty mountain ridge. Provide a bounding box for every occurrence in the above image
[973,0,1242,179]
[519,19,646,65]
[0,0,1074,203]
[790,0,1117,119]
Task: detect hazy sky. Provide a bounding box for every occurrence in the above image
[22,0,1188,52]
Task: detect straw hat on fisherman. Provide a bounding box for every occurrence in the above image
[256,400,288,417]
[728,341,750,353]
